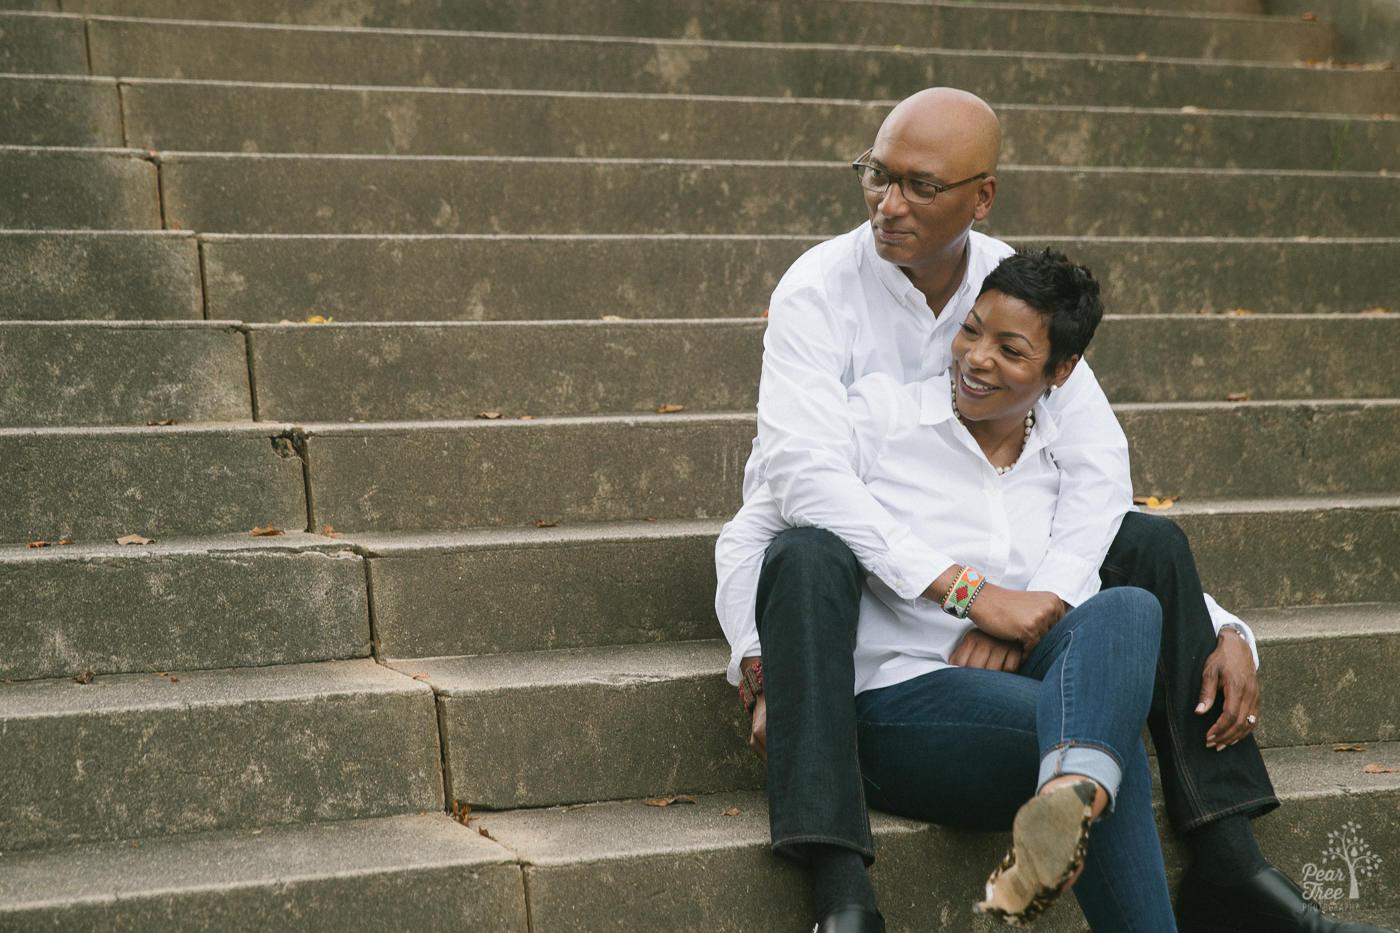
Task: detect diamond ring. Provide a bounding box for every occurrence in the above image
[1245,714,1258,725]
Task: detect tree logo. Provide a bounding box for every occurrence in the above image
[1300,821,1383,900]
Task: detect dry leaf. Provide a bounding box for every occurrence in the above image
[645,516,656,522]
[1301,11,1318,21]
[26,540,48,548]
[536,520,560,528]
[320,525,341,537]
[1135,51,1148,60]
[657,404,685,414]
[1362,763,1398,773]
[476,411,502,420]
[410,673,431,680]
[1180,106,1203,114]
[1224,308,1254,316]
[145,419,175,426]
[168,676,179,682]
[58,539,74,546]
[73,669,94,684]
[1225,392,1250,402]
[601,314,626,321]
[721,807,740,816]
[517,415,534,421]
[762,307,769,318]
[1360,307,1394,315]
[1335,744,1368,752]
[116,533,154,546]
[644,794,697,807]
[305,315,334,323]
[1133,495,1179,510]
[249,526,283,537]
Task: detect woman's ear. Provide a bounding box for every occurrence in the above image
[1050,354,1080,390]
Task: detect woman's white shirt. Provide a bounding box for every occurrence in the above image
[718,370,1080,695]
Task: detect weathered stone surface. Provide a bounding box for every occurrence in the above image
[1091,314,1400,402]
[0,148,161,231]
[0,659,442,851]
[58,0,1320,60]
[1248,604,1400,748]
[0,534,369,681]
[0,424,308,544]
[402,641,761,809]
[249,320,764,421]
[202,233,807,322]
[0,76,122,148]
[1176,498,1400,609]
[0,232,204,321]
[119,81,1399,171]
[160,155,1399,237]
[0,322,252,426]
[303,415,752,532]
[0,12,86,74]
[365,523,719,659]
[0,814,527,933]
[1120,401,1400,499]
[84,18,1399,113]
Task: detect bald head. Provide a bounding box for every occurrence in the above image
[875,88,1001,178]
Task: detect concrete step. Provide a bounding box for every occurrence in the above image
[193,234,1398,323]
[234,315,1400,424]
[0,231,204,322]
[0,75,122,148]
[78,18,1399,113]
[394,605,1400,810]
[0,12,86,75]
[0,147,160,230]
[0,423,307,545]
[45,0,1314,59]
[0,533,368,682]
[104,80,1399,171]
[472,744,1400,931]
[155,154,1399,237]
[297,406,1400,534]
[0,322,252,426]
[0,813,527,933]
[0,658,443,851]
[397,641,759,810]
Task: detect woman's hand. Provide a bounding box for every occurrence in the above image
[968,582,1065,652]
[749,693,767,761]
[950,628,1024,672]
[1198,628,1260,750]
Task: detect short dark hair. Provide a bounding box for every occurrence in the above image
[977,248,1103,377]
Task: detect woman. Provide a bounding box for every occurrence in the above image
[715,248,1175,930]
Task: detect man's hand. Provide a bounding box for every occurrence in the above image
[950,628,1024,672]
[967,582,1065,652]
[749,693,767,761]
[1196,628,1259,750]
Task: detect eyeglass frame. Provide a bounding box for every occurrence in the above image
[850,148,990,205]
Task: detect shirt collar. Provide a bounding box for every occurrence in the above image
[917,371,1064,452]
[859,223,966,315]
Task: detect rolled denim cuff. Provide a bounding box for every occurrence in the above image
[1037,744,1122,813]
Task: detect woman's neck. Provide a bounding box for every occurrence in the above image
[952,383,1035,472]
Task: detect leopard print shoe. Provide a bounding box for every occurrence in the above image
[975,779,1098,926]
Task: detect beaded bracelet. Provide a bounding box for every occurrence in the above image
[738,660,764,713]
[942,565,986,619]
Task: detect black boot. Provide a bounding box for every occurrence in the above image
[1177,865,1397,933]
[811,905,885,933]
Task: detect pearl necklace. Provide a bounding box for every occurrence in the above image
[951,377,1034,475]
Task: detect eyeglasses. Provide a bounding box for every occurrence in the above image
[851,149,989,206]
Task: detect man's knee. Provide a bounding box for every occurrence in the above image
[1105,511,1192,579]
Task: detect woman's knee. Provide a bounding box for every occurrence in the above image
[1096,586,1163,641]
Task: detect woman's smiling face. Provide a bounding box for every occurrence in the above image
[951,289,1074,425]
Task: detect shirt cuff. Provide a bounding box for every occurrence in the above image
[1205,594,1259,670]
[1026,551,1103,609]
[727,634,762,686]
[873,526,956,601]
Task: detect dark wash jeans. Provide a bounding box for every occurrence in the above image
[755,513,1278,863]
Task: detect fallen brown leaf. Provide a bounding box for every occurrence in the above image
[1334,744,1368,752]
[1180,106,1203,114]
[116,533,154,546]
[1360,307,1394,315]
[1135,51,1148,60]
[535,520,560,528]
[476,411,502,420]
[657,404,685,414]
[762,307,769,319]
[1133,495,1179,510]
[305,315,334,323]
[517,415,534,420]
[249,526,283,536]
[410,673,431,680]
[644,794,697,807]
[1301,11,1317,21]
[168,676,179,682]
[320,525,341,537]
[145,419,175,426]
[58,539,74,546]
[1362,763,1398,774]
[73,669,94,684]
[721,807,740,816]
[601,315,626,321]
[1225,392,1250,402]
[1224,308,1254,316]
[26,541,47,548]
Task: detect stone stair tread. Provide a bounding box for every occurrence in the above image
[386,638,728,686]
[1241,602,1400,639]
[0,813,527,933]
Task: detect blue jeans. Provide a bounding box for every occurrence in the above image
[855,587,1176,932]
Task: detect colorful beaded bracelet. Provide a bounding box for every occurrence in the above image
[942,565,986,619]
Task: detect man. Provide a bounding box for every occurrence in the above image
[718,88,1390,933]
